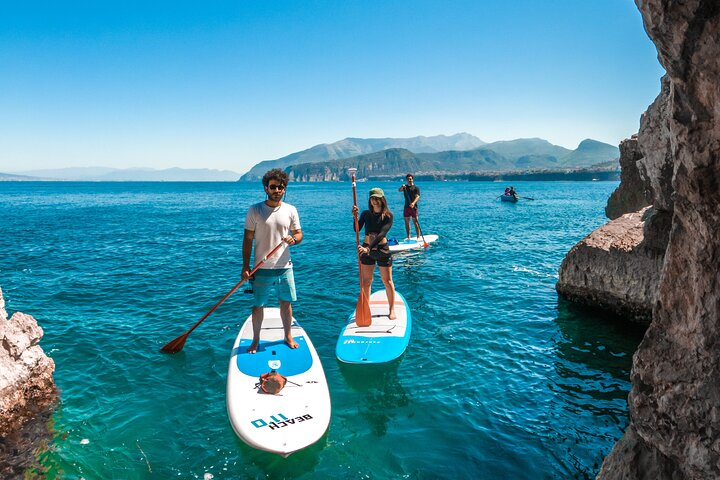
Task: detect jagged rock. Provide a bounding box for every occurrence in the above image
[637,75,675,212]
[0,312,57,437]
[641,206,672,254]
[556,207,662,324]
[606,136,650,219]
[0,286,6,322]
[598,1,720,478]
[0,287,57,479]
[597,425,682,479]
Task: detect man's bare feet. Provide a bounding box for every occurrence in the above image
[285,336,299,349]
[246,341,259,354]
[388,310,397,320]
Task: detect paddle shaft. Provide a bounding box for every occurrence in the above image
[351,173,363,249]
[182,241,284,336]
[350,171,372,326]
[415,215,430,248]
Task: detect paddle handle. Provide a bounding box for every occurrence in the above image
[184,241,285,336]
[349,168,362,248]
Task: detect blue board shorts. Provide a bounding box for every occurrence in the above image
[251,268,296,306]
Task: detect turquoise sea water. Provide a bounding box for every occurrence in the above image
[0,181,645,479]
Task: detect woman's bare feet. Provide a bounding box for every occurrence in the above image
[388,310,397,320]
[285,336,299,349]
[247,341,259,354]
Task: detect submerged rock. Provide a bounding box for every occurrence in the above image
[0,287,58,477]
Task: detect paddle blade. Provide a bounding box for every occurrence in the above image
[355,291,372,327]
[160,332,189,354]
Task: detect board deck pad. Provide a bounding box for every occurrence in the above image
[336,290,412,364]
[227,308,331,457]
[388,234,438,252]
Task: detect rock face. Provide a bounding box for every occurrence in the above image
[597,1,720,478]
[556,207,662,325]
[605,136,650,219]
[637,75,675,212]
[0,287,57,475]
[561,74,674,323]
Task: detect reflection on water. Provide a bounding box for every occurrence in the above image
[547,299,647,478]
[339,360,409,437]
[552,299,646,386]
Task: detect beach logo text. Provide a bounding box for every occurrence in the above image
[251,413,314,429]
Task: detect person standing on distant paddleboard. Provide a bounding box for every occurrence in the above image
[242,169,303,353]
[398,173,421,240]
[352,187,397,320]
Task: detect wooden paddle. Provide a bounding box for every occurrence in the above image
[349,168,372,327]
[518,196,535,200]
[160,241,285,354]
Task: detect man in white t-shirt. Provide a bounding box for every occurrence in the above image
[242,168,303,353]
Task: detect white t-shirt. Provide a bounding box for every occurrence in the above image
[244,201,301,270]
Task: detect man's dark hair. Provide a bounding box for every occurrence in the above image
[262,168,290,188]
[406,173,414,179]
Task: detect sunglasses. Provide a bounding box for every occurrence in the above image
[267,184,286,191]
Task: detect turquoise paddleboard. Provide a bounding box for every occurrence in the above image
[336,290,412,364]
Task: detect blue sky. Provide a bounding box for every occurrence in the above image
[0,1,665,174]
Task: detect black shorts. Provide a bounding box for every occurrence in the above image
[360,243,392,267]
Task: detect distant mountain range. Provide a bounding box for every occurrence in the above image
[240,133,487,181]
[257,136,620,182]
[0,167,241,182]
[1,134,619,183]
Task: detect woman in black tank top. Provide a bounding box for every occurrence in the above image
[351,187,397,319]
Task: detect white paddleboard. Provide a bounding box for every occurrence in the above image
[227,308,331,457]
[336,290,412,364]
[387,234,438,252]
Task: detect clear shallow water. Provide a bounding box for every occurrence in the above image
[0,181,645,479]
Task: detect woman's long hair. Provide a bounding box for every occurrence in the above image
[367,195,391,220]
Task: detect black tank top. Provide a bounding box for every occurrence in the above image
[357,210,393,250]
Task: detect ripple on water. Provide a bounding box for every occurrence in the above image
[0,181,644,478]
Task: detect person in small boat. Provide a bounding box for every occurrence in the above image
[242,168,303,353]
[508,186,518,198]
[398,173,421,240]
[352,187,397,320]
[504,187,511,195]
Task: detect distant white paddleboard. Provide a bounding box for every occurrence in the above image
[387,234,438,252]
[226,308,331,457]
[336,290,412,364]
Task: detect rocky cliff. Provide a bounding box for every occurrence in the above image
[605,136,649,220]
[0,287,57,477]
[557,84,671,324]
[595,1,720,478]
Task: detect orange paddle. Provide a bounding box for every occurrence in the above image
[416,216,430,249]
[160,241,285,353]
